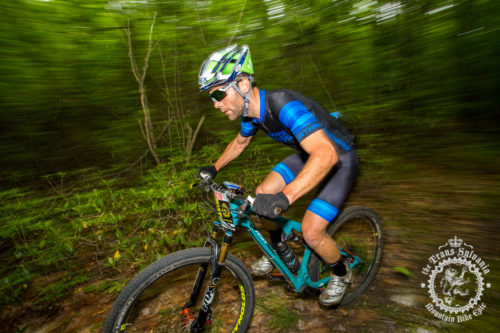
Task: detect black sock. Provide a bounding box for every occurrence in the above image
[269,229,283,248]
[330,258,347,276]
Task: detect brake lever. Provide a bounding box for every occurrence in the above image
[198,172,213,192]
[237,196,254,218]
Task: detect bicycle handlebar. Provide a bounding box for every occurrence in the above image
[198,174,255,214]
[197,174,282,218]
[199,173,251,202]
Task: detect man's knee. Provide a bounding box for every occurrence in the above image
[302,226,327,250]
[256,183,276,195]
[255,183,268,195]
[256,171,286,194]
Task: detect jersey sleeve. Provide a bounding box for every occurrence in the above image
[240,118,258,137]
[278,100,322,142]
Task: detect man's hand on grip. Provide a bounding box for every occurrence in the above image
[254,192,289,219]
[197,165,218,180]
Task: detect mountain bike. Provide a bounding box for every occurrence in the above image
[104,174,383,332]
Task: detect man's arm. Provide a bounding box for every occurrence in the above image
[214,133,253,171]
[282,130,338,204]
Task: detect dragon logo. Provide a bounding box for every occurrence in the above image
[421,236,490,323]
[441,265,469,304]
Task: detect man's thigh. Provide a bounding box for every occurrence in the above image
[257,153,307,194]
[256,171,287,194]
[309,150,359,222]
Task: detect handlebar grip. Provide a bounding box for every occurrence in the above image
[274,207,282,216]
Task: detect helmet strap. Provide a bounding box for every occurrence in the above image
[231,76,253,118]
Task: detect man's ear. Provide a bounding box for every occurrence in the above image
[238,78,250,94]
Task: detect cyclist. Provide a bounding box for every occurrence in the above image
[197,45,358,306]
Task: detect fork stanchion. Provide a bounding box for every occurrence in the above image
[218,230,233,264]
[211,221,221,239]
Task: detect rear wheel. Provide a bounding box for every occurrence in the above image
[310,206,383,306]
[104,247,255,332]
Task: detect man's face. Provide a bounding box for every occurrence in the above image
[209,82,245,121]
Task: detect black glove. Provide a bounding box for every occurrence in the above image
[254,192,289,219]
[197,165,218,180]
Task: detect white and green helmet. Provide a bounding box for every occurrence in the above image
[198,44,254,92]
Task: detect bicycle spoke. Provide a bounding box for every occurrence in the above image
[119,263,245,332]
[334,217,377,293]
[311,206,383,306]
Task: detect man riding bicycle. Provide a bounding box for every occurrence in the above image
[197,45,359,306]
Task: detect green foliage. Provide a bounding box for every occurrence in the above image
[0,154,213,310]
[35,273,90,305]
[392,266,416,279]
[1,0,499,184]
[257,294,299,331]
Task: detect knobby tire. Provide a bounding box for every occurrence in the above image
[309,205,383,306]
[104,247,255,332]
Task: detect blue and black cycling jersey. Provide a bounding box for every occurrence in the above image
[240,89,355,154]
[240,89,358,222]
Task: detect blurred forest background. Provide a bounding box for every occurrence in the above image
[1,0,499,331]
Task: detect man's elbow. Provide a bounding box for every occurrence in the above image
[327,146,338,166]
[236,134,252,147]
[321,145,338,167]
[311,145,338,167]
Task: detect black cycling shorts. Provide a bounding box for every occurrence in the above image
[271,150,359,222]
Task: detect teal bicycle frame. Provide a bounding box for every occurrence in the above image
[225,199,362,293]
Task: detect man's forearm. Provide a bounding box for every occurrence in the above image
[214,134,252,171]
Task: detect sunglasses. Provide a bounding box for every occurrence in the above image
[209,83,233,102]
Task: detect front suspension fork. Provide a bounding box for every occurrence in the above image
[184,226,233,331]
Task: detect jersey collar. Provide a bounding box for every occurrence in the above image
[253,89,266,123]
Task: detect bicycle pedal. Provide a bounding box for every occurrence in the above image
[303,286,322,297]
[266,273,286,282]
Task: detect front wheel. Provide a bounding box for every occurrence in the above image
[309,206,383,306]
[104,247,255,332]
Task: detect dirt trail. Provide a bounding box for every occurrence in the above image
[14,169,500,332]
